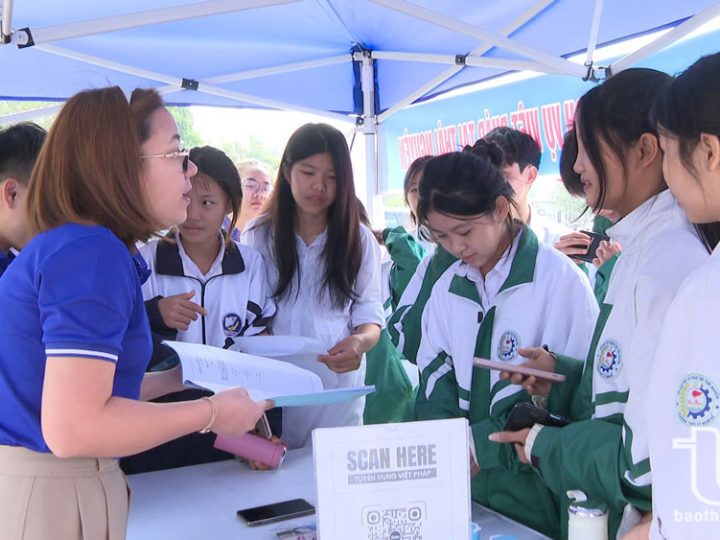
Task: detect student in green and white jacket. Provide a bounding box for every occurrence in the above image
[490,68,714,540]
[414,144,598,539]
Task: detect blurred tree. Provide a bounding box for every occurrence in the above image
[0,100,57,130]
[169,106,203,149]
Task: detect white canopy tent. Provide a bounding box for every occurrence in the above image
[2,0,720,213]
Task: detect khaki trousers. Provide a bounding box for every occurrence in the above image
[0,445,129,540]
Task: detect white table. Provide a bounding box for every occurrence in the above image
[127,448,550,539]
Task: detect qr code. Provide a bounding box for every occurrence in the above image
[363,503,425,540]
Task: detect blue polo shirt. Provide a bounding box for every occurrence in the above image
[0,224,152,452]
[0,249,14,276]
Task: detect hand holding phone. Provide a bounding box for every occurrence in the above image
[473,358,566,383]
[504,402,571,431]
[494,347,560,396]
[237,498,315,527]
[572,230,610,263]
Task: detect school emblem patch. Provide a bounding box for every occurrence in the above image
[676,373,720,427]
[497,331,520,361]
[596,340,622,378]
[222,313,242,337]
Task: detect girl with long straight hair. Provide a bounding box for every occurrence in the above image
[243,123,383,449]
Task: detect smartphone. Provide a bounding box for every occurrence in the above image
[569,230,610,263]
[504,401,571,431]
[237,499,315,527]
[252,414,272,440]
[473,357,566,383]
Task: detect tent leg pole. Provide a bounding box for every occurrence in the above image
[358,53,380,224]
[1,0,13,43]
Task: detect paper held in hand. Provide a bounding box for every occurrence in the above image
[229,335,327,357]
[162,340,374,407]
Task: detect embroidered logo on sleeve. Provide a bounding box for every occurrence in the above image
[596,340,622,378]
[222,313,242,337]
[676,373,720,427]
[497,331,520,361]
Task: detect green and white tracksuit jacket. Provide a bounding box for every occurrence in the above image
[364,227,426,424]
[389,245,457,363]
[415,227,598,539]
[526,190,709,539]
[389,212,567,364]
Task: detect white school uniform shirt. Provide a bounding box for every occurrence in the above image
[647,246,720,539]
[139,232,275,347]
[416,226,597,416]
[585,190,708,491]
[242,222,384,448]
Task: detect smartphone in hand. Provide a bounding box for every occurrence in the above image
[504,402,571,431]
[569,230,610,263]
[473,358,566,383]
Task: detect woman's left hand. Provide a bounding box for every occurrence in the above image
[319,335,363,373]
[488,428,531,464]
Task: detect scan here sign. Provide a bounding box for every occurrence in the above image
[312,418,470,540]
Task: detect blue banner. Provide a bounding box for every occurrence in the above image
[379,29,720,192]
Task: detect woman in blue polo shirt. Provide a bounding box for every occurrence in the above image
[0,87,269,540]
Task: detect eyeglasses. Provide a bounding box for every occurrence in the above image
[141,149,190,172]
[242,179,272,195]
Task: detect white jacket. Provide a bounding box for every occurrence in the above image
[587,190,708,489]
[417,226,597,418]
[140,233,275,348]
[648,245,720,539]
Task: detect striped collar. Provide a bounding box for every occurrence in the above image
[155,232,245,277]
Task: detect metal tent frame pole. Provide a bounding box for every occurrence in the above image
[584,0,605,66]
[205,55,351,85]
[370,0,586,78]
[35,43,353,123]
[0,105,62,125]
[368,50,571,74]
[10,0,299,47]
[357,53,379,222]
[1,0,13,43]
[611,1,720,74]
[377,0,552,124]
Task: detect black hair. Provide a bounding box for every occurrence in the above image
[576,67,670,211]
[403,155,433,226]
[559,129,585,197]
[418,143,518,229]
[0,122,46,184]
[484,126,541,170]
[653,52,720,173]
[260,123,361,309]
[189,146,242,241]
[653,52,720,251]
